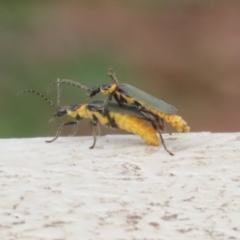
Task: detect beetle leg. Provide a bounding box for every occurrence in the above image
[95,92,117,116]
[148,119,174,155]
[107,69,119,86]
[156,126,174,156]
[133,101,144,111]
[100,92,113,115]
[140,110,173,155]
[70,121,79,136]
[139,109,165,131]
[104,110,117,128]
[153,120,173,155]
[96,123,101,136]
[157,117,165,132]
[97,69,121,113]
[92,107,117,129]
[113,94,124,107]
[89,120,98,149]
[46,121,78,143]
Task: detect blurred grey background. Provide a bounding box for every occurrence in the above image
[1,0,240,139]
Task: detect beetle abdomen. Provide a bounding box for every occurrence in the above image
[110,113,159,146]
[136,104,189,132]
[158,112,190,133]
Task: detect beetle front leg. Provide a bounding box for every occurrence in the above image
[46,121,78,143]
[99,93,113,115]
[107,69,120,85]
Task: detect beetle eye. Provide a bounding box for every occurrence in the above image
[54,108,67,117]
[102,85,110,90]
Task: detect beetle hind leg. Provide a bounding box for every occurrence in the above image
[150,120,174,156]
[158,129,174,156]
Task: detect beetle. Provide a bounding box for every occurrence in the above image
[18,81,174,155]
[52,69,190,133]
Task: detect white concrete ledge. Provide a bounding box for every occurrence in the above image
[1,133,240,240]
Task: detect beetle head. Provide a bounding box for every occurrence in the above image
[52,104,82,119]
[87,84,111,97]
[53,107,67,118]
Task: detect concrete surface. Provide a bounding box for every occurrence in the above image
[0,132,240,240]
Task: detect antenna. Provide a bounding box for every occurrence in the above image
[56,78,61,108]
[17,89,58,110]
[48,79,90,93]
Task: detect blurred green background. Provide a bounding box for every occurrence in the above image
[1,0,240,139]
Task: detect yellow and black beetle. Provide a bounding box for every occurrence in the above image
[18,81,173,155]
[53,69,190,133]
